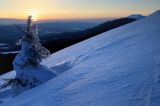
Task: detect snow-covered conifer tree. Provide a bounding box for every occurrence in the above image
[14,16,50,67]
[9,16,56,95]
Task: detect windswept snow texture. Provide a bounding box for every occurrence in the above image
[2,11,160,106]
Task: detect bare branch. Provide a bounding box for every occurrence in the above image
[14,24,29,37]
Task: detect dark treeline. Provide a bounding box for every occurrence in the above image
[44,18,136,53]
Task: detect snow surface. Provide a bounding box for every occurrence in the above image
[128,14,145,20]
[1,11,160,106]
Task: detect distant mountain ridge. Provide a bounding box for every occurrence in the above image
[0,22,99,43]
[127,14,145,20]
[0,18,25,25]
[0,17,136,74]
[44,17,136,53]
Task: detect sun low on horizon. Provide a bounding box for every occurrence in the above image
[0,0,160,20]
[27,10,39,21]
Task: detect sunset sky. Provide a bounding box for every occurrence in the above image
[0,0,160,20]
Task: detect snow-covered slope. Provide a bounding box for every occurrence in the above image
[1,11,160,106]
[127,14,145,20]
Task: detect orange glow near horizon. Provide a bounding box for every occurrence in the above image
[27,10,39,21]
[0,9,120,20]
[0,0,159,20]
[0,9,152,20]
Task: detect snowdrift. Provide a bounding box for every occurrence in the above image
[1,11,160,106]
